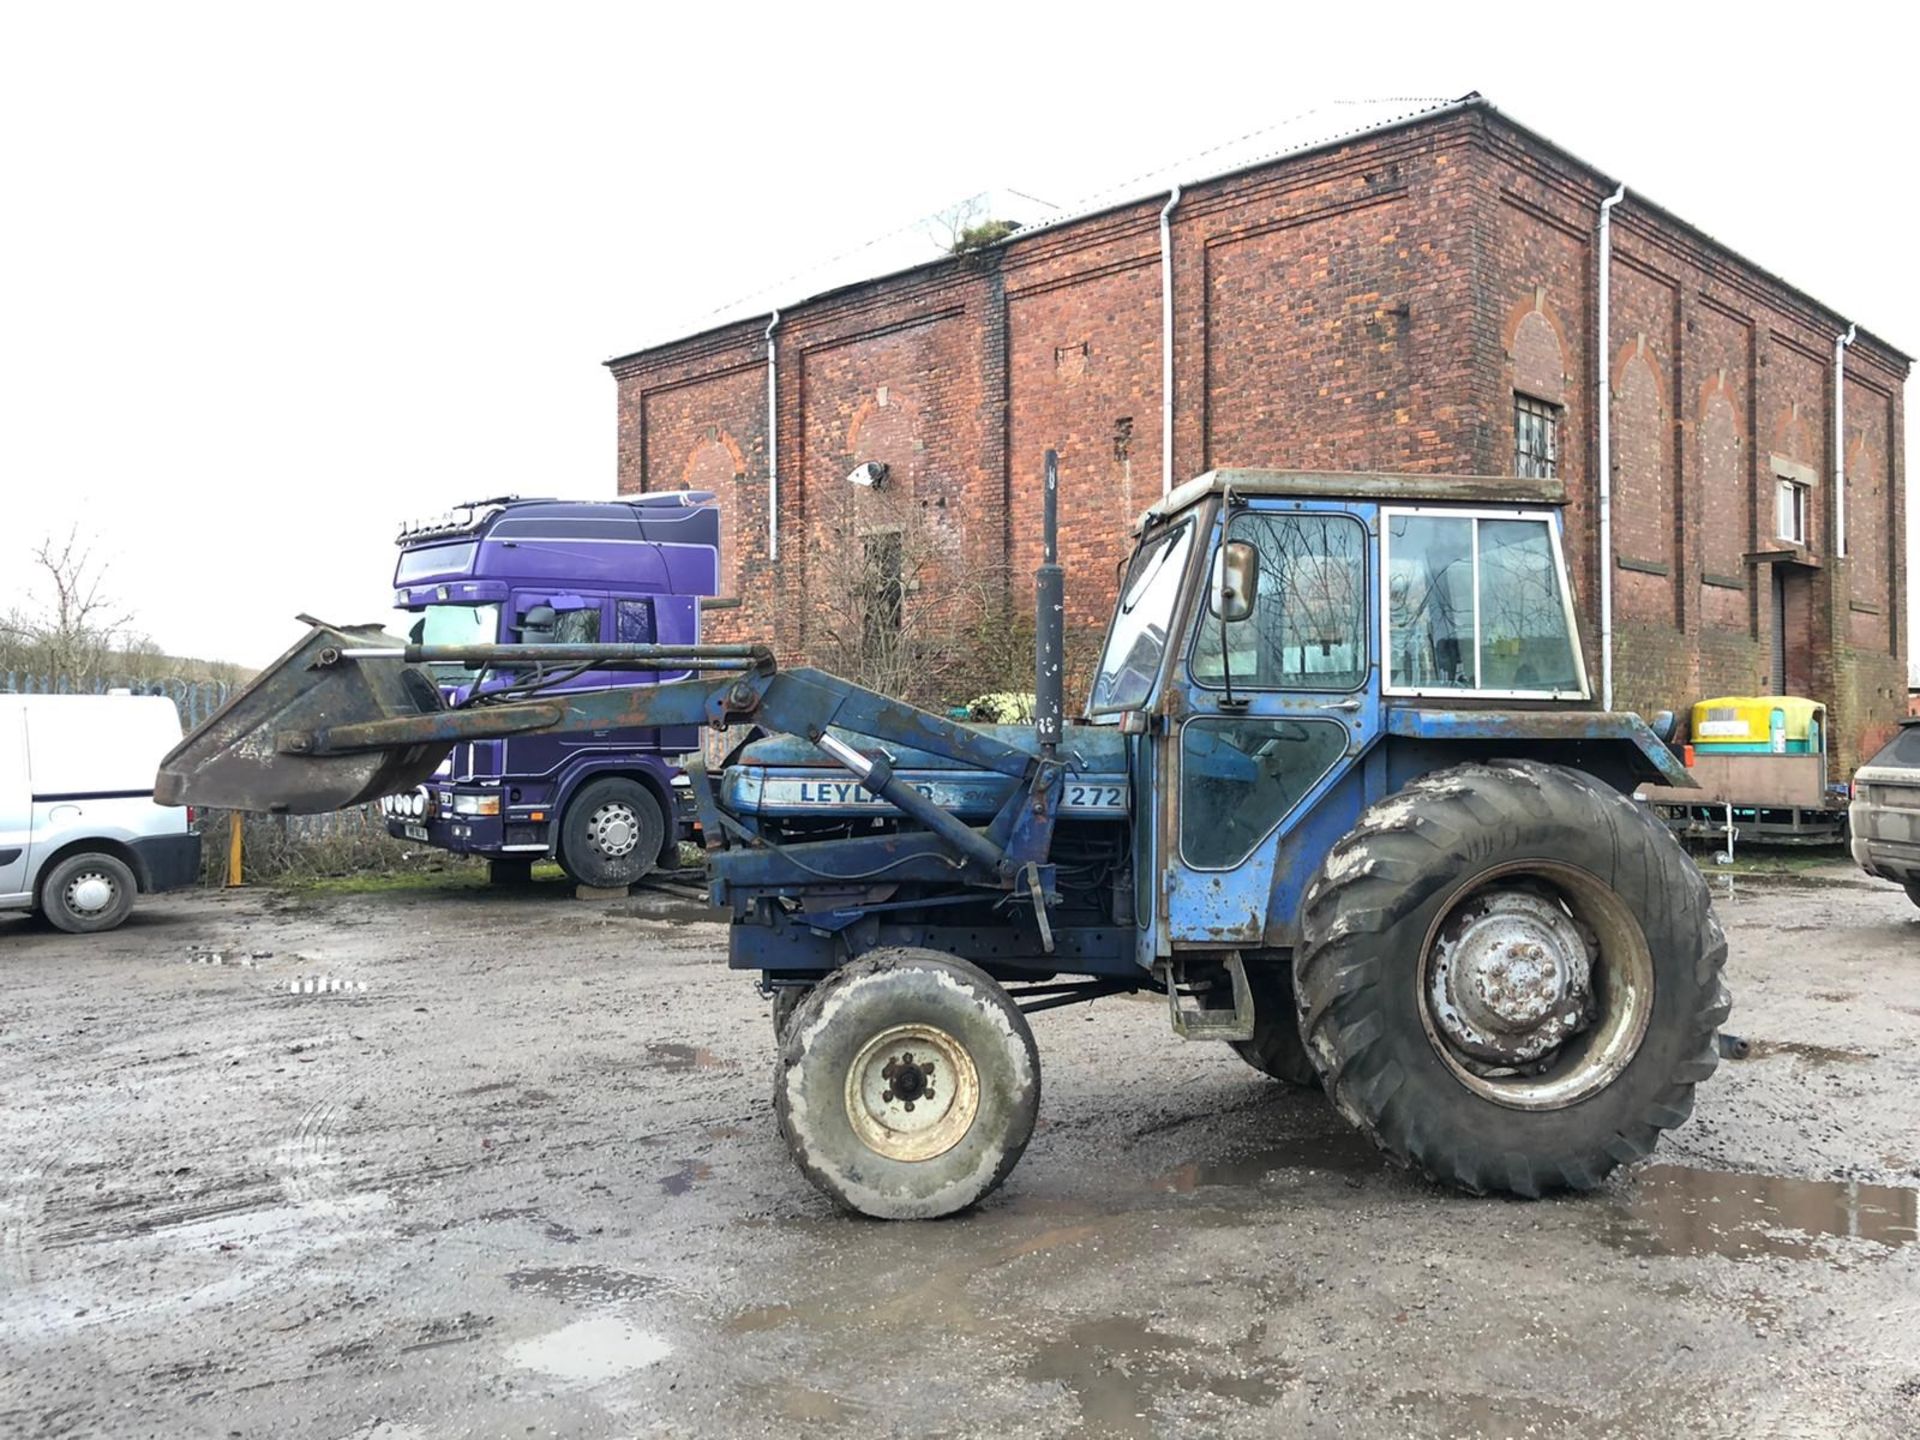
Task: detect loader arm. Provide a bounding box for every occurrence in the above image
[155,622,1069,889]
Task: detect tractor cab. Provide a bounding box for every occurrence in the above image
[1082,471,1631,965]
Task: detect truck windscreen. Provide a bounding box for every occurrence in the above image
[409,603,501,677]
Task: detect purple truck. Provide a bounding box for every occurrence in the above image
[380,494,720,886]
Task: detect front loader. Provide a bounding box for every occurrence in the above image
[158,455,1728,1219]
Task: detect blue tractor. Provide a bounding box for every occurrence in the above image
[158,458,1727,1219]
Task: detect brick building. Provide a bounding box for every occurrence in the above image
[606,95,1910,775]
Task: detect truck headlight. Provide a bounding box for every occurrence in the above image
[452,794,502,817]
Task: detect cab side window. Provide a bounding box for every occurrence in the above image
[1191,513,1367,691]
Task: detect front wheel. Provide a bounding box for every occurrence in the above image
[558,778,665,889]
[774,950,1040,1219]
[1295,760,1729,1197]
[41,852,138,934]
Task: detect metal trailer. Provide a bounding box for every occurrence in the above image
[156,456,1729,1219]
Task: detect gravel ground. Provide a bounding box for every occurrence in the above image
[2,862,1918,1439]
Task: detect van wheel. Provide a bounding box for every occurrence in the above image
[42,853,138,934]
[775,950,1040,1219]
[558,778,664,889]
[1294,760,1729,1198]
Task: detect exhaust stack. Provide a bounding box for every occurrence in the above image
[1035,449,1065,760]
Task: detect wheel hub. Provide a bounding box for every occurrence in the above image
[845,1024,980,1163]
[66,872,114,914]
[1428,890,1594,1065]
[590,803,639,857]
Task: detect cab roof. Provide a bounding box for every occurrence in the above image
[1137,469,1567,533]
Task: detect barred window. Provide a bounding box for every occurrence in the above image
[1514,394,1560,479]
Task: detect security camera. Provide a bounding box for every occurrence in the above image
[847,461,889,488]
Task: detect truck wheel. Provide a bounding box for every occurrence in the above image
[1904,880,1920,910]
[41,852,138,934]
[1294,759,1729,1198]
[558,778,664,889]
[774,949,1040,1219]
[1231,961,1317,1087]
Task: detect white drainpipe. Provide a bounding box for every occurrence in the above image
[1835,322,1857,557]
[765,310,781,562]
[1159,185,1181,497]
[1595,183,1626,712]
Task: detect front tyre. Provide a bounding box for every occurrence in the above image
[558,778,664,889]
[1294,760,1729,1197]
[774,950,1040,1219]
[41,852,138,934]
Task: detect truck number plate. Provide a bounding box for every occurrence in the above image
[1064,782,1125,809]
[404,824,430,842]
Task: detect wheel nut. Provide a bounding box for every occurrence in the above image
[881,1090,893,1102]
[903,1102,915,1112]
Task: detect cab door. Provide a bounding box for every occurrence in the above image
[1160,502,1380,947]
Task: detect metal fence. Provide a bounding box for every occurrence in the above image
[1,671,235,731]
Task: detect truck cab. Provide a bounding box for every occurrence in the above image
[384,493,720,885]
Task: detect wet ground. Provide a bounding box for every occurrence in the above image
[2,861,1918,1438]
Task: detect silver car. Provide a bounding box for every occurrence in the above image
[1849,718,1920,905]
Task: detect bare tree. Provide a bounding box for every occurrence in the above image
[0,528,138,683]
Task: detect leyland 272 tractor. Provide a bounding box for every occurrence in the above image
[157,458,1729,1220]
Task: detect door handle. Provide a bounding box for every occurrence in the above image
[1327,698,1362,714]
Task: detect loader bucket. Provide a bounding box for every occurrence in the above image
[154,622,453,814]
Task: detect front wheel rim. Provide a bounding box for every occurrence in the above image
[588,802,641,858]
[1418,862,1654,1112]
[843,1023,981,1162]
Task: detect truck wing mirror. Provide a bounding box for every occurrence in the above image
[1210,540,1258,623]
[516,604,557,637]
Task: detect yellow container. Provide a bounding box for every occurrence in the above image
[1690,696,1824,755]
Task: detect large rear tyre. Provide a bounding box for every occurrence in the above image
[1294,760,1729,1198]
[1230,960,1317,1087]
[558,778,664,889]
[774,949,1040,1219]
[1903,879,1920,910]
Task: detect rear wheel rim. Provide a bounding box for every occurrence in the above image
[65,871,117,915]
[843,1023,981,1162]
[1418,862,1654,1112]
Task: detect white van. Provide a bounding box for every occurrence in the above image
[0,694,202,932]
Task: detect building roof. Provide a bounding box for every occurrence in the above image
[607,93,1909,370]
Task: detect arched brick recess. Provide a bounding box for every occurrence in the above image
[1504,288,1570,404]
[1611,336,1670,622]
[682,431,746,597]
[1697,372,1745,631]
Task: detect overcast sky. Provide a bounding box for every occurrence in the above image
[3,4,1913,673]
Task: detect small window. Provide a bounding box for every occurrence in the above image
[615,599,655,645]
[1776,479,1808,546]
[1514,395,1560,480]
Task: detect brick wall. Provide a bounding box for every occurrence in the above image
[608,103,1909,776]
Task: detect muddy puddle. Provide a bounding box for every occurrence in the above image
[642,1042,729,1072]
[1023,1314,1283,1438]
[507,1264,661,1303]
[1157,1128,1386,1193]
[1741,1039,1876,1065]
[505,1314,672,1383]
[1605,1164,1918,1260]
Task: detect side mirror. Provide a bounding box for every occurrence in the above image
[516,604,557,637]
[1210,540,1258,623]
